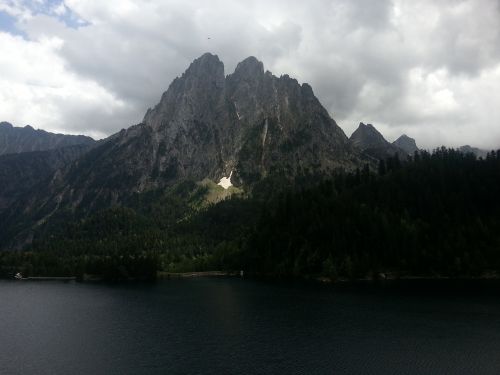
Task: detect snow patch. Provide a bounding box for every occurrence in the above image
[218,171,233,189]
[234,101,242,120]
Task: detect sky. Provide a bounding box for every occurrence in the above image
[1,0,500,150]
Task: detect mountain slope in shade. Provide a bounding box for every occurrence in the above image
[0,122,95,155]
[0,144,92,213]
[393,134,419,155]
[349,122,406,160]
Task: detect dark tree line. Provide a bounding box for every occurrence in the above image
[1,148,499,281]
[243,148,500,279]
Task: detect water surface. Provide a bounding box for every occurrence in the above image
[1,278,500,374]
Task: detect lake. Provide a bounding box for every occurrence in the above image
[1,278,500,374]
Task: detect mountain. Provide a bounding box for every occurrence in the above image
[349,122,406,160]
[0,145,92,213]
[2,54,500,281]
[122,53,357,190]
[393,134,419,155]
[0,53,362,249]
[0,122,94,155]
[41,54,359,204]
[458,145,489,159]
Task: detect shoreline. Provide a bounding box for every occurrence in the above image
[16,276,77,281]
[157,271,238,279]
[4,271,500,284]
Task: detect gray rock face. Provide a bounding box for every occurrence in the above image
[57,53,358,203]
[349,123,406,160]
[0,122,95,155]
[393,134,419,155]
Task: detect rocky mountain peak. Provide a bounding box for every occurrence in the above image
[232,56,264,80]
[143,52,225,131]
[183,52,225,81]
[47,52,359,209]
[393,134,419,155]
[350,122,386,148]
[350,122,405,160]
[300,83,315,97]
[179,52,225,92]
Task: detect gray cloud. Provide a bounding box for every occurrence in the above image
[1,0,500,149]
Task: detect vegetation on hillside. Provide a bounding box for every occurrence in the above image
[1,148,499,281]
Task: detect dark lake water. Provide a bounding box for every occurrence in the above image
[1,278,500,374]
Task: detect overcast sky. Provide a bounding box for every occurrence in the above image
[1,0,500,149]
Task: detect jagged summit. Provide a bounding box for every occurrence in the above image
[182,53,224,78]
[143,52,225,132]
[139,53,357,186]
[350,122,405,159]
[350,122,387,149]
[393,134,419,155]
[233,56,265,78]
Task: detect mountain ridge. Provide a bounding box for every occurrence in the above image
[0,122,95,155]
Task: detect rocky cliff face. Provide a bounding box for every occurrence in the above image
[349,123,406,160]
[393,134,419,155]
[0,122,95,155]
[141,53,357,185]
[45,53,358,207]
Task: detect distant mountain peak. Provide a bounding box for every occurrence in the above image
[350,122,387,147]
[393,134,419,155]
[0,122,95,155]
[458,145,488,158]
[350,122,405,159]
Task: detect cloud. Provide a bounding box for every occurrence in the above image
[0,31,129,138]
[0,0,499,149]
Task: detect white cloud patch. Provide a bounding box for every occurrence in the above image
[0,0,499,149]
[0,31,128,138]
